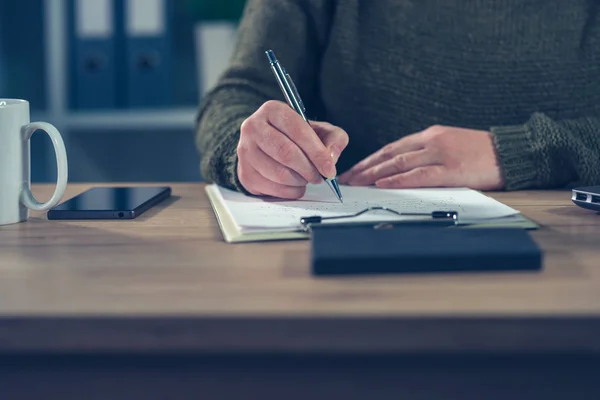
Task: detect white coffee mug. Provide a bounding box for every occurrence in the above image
[0,99,68,226]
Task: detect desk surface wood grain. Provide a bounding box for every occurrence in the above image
[1,183,599,355]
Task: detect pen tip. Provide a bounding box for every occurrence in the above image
[328,178,344,203]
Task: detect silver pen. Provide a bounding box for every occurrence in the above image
[265,49,343,203]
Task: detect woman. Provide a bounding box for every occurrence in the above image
[196,0,600,199]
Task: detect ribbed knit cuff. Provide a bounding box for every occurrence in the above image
[224,144,252,195]
[489,124,538,191]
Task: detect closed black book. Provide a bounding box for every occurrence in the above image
[310,224,542,276]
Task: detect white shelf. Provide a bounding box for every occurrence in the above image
[32,107,198,131]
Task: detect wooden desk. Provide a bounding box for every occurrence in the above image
[1,184,600,399]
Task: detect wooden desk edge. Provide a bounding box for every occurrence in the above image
[1,315,599,355]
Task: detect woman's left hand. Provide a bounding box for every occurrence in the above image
[338,125,505,190]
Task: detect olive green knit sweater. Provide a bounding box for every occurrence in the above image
[196,0,600,192]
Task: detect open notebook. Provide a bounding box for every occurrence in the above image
[205,183,538,243]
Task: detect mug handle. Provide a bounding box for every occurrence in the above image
[20,122,68,211]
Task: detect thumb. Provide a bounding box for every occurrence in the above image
[310,121,349,164]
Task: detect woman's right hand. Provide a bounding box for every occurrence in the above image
[236,100,349,199]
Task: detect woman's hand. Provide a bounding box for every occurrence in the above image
[237,100,349,199]
[338,125,504,190]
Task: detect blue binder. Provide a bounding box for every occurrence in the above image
[69,0,118,109]
[0,23,5,95]
[122,0,172,108]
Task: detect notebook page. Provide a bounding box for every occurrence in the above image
[213,183,520,232]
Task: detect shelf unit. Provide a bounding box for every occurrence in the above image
[32,0,205,183]
[1,0,241,183]
[40,0,198,132]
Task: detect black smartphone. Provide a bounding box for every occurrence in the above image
[47,186,172,220]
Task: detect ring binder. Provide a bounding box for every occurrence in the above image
[300,207,459,231]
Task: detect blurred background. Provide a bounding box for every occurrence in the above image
[0,0,246,183]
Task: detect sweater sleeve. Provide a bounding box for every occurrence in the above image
[490,112,600,190]
[195,0,333,192]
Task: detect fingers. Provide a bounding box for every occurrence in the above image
[241,143,308,187]
[254,122,322,184]
[261,101,336,178]
[375,166,448,189]
[241,113,321,184]
[237,100,352,199]
[347,149,434,186]
[237,161,307,199]
[338,133,425,184]
[310,121,349,163]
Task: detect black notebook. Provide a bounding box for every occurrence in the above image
[310,224,542,276]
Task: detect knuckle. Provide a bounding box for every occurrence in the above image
[426,125,445,139]
[385,176,400,187]
[274,165,290,183]
[417,167,430,177]
[393,155,407,171]
[236,138,248,155]
[381,144,395,159]
[417,167,438,181]
[260,100,283,115]
[236,144,245,160]
[276,141,297,165]
[240,117,258,137]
